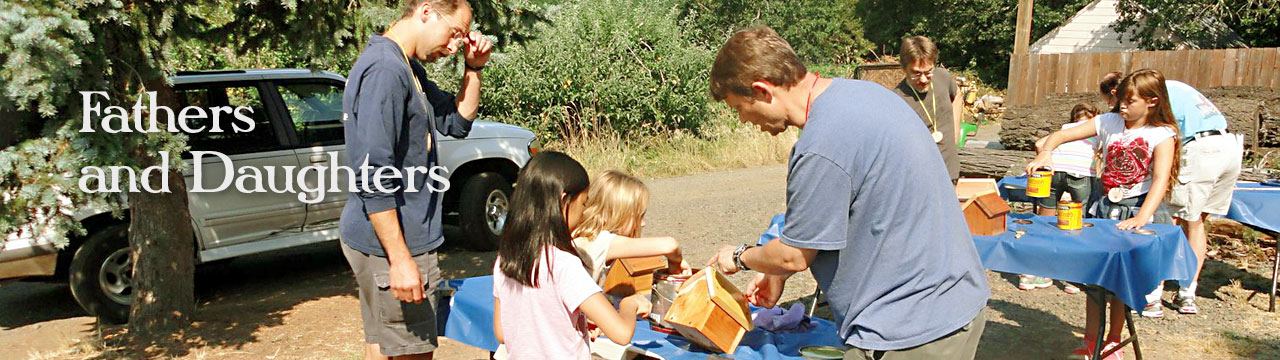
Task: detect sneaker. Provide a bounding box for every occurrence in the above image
[1063,283,1081,294]
[1019,275,1053,290]
[1067,341,1096,360]
[1140,302,1164,318]
[1101,340,1125,360]
[1176,296,1199,315]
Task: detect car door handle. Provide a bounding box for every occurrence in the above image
[309,154,327,163]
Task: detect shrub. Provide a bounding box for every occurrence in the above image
[480,0,716,141]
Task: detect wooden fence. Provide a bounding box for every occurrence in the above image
[1006,48,1280,106]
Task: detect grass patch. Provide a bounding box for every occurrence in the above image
[551,115,798,179]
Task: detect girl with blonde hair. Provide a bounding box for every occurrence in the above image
[573,170,690,284]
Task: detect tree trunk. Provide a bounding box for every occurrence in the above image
[959,148,1037,178]
[126,79,196,338]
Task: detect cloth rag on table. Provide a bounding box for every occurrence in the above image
[753,303,814,333]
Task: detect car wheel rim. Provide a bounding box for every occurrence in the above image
[486,189,509,235]
[99,247,133,306]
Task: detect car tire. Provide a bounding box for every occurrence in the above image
[69,224,132,324]
[458,172,512,251]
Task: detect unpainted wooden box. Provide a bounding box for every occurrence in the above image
[602,255,666,296]
[663,267,754,354]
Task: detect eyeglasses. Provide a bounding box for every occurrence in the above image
[437,12,468,44]
[908,67,935,80]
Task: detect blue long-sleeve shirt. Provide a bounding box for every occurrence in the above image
[339,35,474,257]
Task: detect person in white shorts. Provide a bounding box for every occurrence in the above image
[1146,80,1243,316]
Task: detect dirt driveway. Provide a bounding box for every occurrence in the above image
[2,164,1277,359]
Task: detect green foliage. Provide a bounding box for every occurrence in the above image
[481,0,715,141]
[678,0,872,65]
[1115,0,1280,50]
[0,0,396,248]
[857,0,1092,86]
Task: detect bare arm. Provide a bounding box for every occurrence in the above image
[579,293,651,345]
[494,298,504,344]
[1026,117,1099,174]
[456,32,494,120]
[710,239,818,276]
[1117,138,1176,230]
[369,209,423,303]
[953,88,963,143]
[606,235,683,268]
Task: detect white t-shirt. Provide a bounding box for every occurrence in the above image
[493,247,601,360]
[1094,113,1176,199]
[572,230,617,285]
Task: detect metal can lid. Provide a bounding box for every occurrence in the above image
[799,346,846,359]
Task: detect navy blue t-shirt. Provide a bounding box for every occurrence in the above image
[339,35,474,257]
[780,78,990,350]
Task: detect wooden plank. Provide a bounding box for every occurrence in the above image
[1233,49,1249,85]
[1055,53,1069,94]
[1034,53,1044,104]
[1014,55,1031,105]
[1220,48,1239,87]
[1008,55,1023,105]
[1209,49,1226,87]
[1244,48,1264,86]
[1259,48,1278,88]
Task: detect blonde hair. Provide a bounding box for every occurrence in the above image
[574,170,650,240]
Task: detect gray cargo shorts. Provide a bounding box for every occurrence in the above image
[341,241,442,357]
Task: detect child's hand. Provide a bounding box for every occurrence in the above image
[1116,217,1148,230]
[587,324,603,339]
[668,259,692,277]
[1024,154,1053,175]
[625,293,652,318]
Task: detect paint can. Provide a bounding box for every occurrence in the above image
[1057,201,1083,230]
[1026,168,1053,198]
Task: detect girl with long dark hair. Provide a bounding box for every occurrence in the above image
[492,152,651,359]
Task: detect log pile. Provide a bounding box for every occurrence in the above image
[959,148,1274,181]
[998,87,1280,151]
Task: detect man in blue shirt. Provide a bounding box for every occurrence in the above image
[1152,80,1242,316]
[339,0,493,358]
[706,26,990,359]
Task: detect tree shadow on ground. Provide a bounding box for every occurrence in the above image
[84,240,355,359]
[1195,258,1276,305]
[977,299,1082,360]
[86,225,504,359]
[0,281,90,330]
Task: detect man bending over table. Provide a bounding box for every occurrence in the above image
[705,26,991,359]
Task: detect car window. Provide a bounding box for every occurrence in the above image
[176,84,284,156]
[277,82,345,147]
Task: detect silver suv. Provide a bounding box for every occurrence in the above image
[0,69,535,324]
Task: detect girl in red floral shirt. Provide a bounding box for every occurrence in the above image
[1028,69,1181,360]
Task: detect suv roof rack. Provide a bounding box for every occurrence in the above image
[175,70,248,76]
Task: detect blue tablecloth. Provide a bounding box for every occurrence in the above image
[996,175,1033,203]
[1224,182,1280,233]
[439,276,846,360]
[972,214,1197,310]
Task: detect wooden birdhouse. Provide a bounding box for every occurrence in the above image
[962,190,1010,236]
[663,267,754,355]
[602,256,666,296]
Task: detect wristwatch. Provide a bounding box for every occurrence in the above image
[465,63,485,72]
[732,244,753,272]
